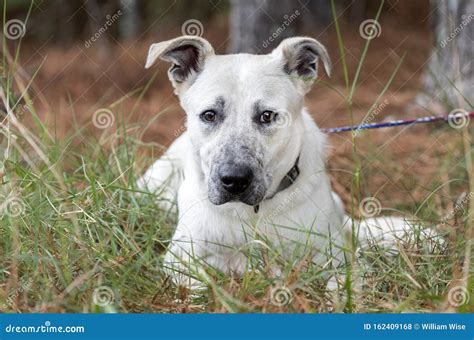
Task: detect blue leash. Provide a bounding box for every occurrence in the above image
[321,111,474,134]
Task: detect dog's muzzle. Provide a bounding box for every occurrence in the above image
[208,160,266,206]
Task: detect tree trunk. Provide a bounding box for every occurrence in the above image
[421,0,474,111]
[228,0,300,53]
[84,0,120,58]
[119,0,140,40]
[228,0,337,54]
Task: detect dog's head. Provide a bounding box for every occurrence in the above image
[146,36,331,206]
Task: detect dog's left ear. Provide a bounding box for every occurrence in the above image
[145,36,215,95]
[272,37,331,93]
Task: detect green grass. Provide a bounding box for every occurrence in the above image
[0,88,472,313]
[1,1,473,314]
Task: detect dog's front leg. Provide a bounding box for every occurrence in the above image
[136,132,190,211]
[163,232,208,290]
[163,226,249,289]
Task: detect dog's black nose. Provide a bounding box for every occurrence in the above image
[219,165,253,195]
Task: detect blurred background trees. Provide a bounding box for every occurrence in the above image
[2,0,223,44]
[3,0,427,46]
[420,0,473,110]
[1,0,472,112]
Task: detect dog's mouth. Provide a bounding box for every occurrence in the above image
[207,184,266,206]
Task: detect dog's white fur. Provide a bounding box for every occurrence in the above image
[138,36,426,288]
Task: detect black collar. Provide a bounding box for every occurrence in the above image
[254,155,300,213]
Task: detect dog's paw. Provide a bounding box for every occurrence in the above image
[347,215,445,255]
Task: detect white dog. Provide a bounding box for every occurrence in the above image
[138,35,425,288]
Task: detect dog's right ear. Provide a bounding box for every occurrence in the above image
[145,36,214,95]
[271,37,331,94]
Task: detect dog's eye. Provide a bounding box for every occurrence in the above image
[201,110,217,122]
[259,111,276,124]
